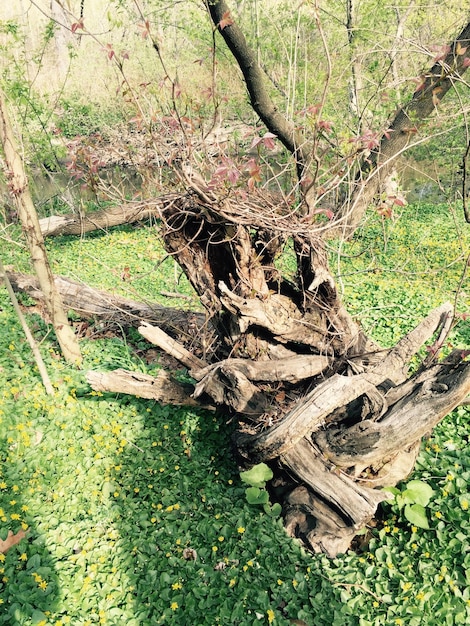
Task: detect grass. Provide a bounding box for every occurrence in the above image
[0,201,469,625]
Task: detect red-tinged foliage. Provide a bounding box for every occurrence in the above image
[377,205,393,218]
[245,158,261,190]
[71,20,84,34]
[430,44,451,62]
[139,20,151,39]
[296,104,321,117]
[0,529,27,554]
[104,43,115,60]
[313,207,334,220]
[250,132,277,151]
[209,157,241,188]
[317,119,333,134]
[218,11,234,30]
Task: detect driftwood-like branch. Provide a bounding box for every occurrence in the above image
[281,439,387,557]
[218,280,328,347]
[38,199,174,237]
[6,271,206,339]
[193,354,330,384]
[138,322,207,370]
[316,360,470,470]
[86,368,213,409]
[193,364,269,415]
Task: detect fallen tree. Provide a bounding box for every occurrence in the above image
[7,2,470,556]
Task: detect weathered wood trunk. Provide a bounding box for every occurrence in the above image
[13,190,469,557]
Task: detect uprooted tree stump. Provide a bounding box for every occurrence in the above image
[13,189,469,557]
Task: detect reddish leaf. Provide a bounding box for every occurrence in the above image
[0,529,27,554]
[388,194,407,207]
[463,57,470,68]
[456,43,467,56]
[377,205,393,218]
[313,208,334,220]
[317,119,333,134]
[250,135,263,150]
[71,20,84,34]
[139,20,150,39]
[430,44,451,62]
[104,43,115,60]
[219,11,234,30]
[201,86,213,101]
[245,158,262,190]
[262,132,277,150]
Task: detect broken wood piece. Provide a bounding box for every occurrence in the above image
[138,322,207,371]
[192,354,330,383]
[86,368,213,408]
[315,359,470,469]
[235,303,457,463]
[280,438,386,556]
[284,486,357,557]
[368,302,454,385]
[6,270,205,339]
[38,199,171,237]
[235,373,381,462]
[218,281,327,346]
[193,363,269,415]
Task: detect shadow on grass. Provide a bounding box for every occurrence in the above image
[79,387,341,626]
[0,287,341,625]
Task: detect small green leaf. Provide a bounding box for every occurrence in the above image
[382,486,399,501]
[402,480,434,507]
[245,486,269,505]
[404,503,429,529]
[263,502,282,517]
[31,610,48,625]
[240,463,273,488]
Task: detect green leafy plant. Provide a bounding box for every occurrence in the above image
[385,479,435,529]
[240,463,282,517]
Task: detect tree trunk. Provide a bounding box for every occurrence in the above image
[50,0,75,82]
[0,88,82,364]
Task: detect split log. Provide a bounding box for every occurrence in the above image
[86,368,213,409]
[281,439,387,556]
[192,354,331,384]
[138,322,207,370]
[315,359,470,472]
[6,270,207,341]
[38,199,175,237]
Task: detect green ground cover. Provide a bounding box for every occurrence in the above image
[0,201,469,625]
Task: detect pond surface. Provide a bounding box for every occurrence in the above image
[27,157,454,216]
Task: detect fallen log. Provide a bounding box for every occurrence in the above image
[6,270,208,343]
[86,368,214,409]
[38,199,175,237]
